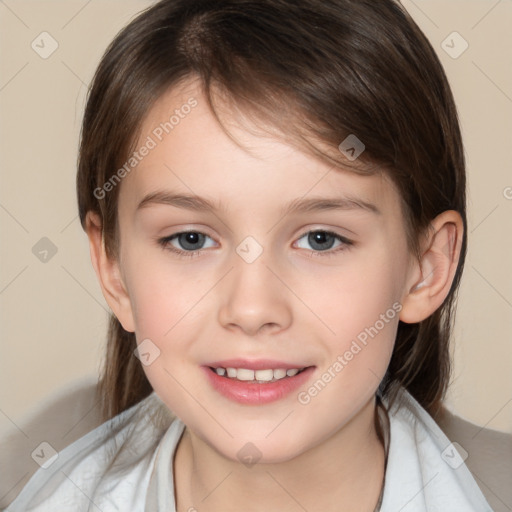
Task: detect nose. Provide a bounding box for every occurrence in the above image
[217,250,293,336]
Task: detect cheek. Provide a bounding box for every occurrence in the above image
[294,261,401,420]
[123,253,210,410]
[312,250,403,328]
[303,250,403,374]
[125,247,207,337]
[122,249,216,387]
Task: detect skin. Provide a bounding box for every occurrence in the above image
[86,78,464,512]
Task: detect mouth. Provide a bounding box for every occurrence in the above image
[202,359,315,405]
[207,366,309,383]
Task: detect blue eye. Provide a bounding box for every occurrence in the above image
[295,230,353,256]
[158,229,353,259]
[158,231,216,258]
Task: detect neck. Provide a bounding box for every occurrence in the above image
[174,395,387,512]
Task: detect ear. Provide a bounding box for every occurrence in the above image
[85,211,136,332]
[400,210,464,323]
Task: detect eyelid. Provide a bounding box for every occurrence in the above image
[293,229,353,252]
[157,226,354,259]
[158,229,218,250]
[294,225,355,243]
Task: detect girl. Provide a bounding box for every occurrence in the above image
[6,0,496,510]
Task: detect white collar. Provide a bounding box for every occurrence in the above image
[144,387,494,511]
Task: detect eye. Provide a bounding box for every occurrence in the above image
[294,230,353,256]
[158,231,216,257]
[157,229,353,259]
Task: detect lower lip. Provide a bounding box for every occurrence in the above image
[202,366,315,405]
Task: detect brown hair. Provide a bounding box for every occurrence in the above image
[77,0,466,422]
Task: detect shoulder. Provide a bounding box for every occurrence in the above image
[379,387,498,512]
[435,403,512,512]
[4,391,177,512]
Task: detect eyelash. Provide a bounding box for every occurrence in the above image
[157,229,354,259]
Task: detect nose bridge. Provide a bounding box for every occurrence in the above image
[217,237,292,335]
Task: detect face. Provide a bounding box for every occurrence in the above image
[112,78,415,463]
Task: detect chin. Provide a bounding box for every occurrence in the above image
[204,428,311,466]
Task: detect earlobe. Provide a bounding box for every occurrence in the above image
[85,211,136,332]
[400,210,464,324]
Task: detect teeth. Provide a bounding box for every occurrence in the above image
[255,369,274,381]
[274,369,287,379]
[214,367,305,382]
[236,368,255,381]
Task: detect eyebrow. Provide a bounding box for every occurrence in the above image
[136,190,380,215]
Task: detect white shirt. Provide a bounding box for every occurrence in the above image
[5,386,495,511]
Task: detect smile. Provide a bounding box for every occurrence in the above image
[210,366,307,383]
[202,361,315,405]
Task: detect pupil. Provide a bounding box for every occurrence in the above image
[309,231,334,251]
[180,232,204,250]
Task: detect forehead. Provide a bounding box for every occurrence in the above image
[118,78,400,219]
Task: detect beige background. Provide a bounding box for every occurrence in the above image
[0,0,511,437]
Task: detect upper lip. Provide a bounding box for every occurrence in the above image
[205,359,313,371]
